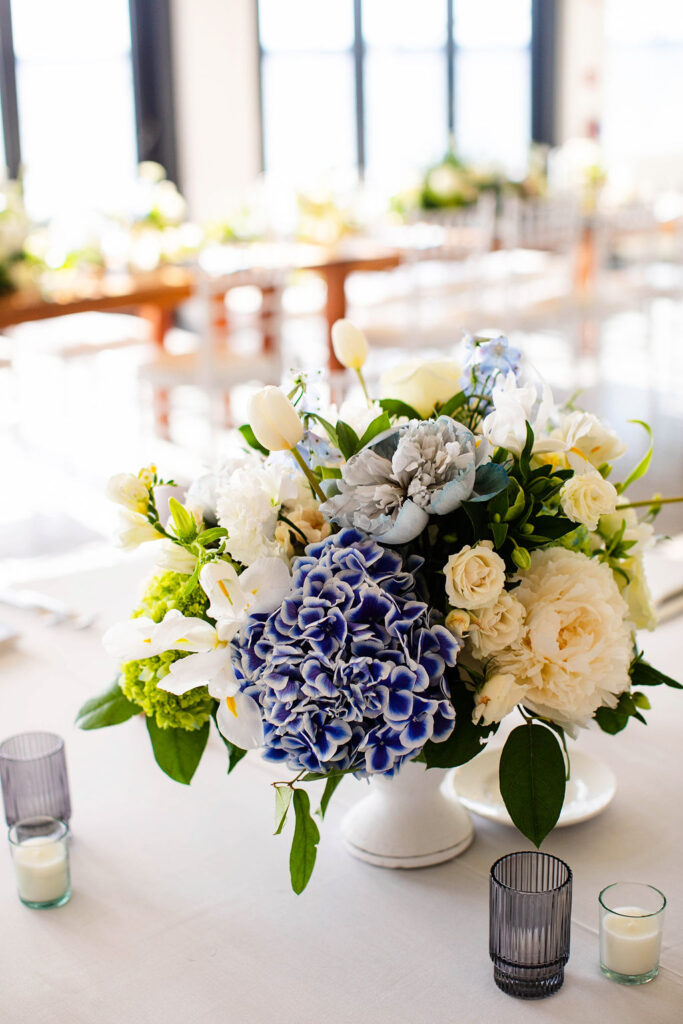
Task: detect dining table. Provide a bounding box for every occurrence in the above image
[0,542,681,1023]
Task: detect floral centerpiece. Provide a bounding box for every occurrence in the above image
[78,325,680,892]
[0,179,39,295]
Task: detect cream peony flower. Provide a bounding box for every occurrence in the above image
[560,472,618,531]
[472,672,527,726]
[444,541,506,610]
[467,591,524,660]
[274,506,331,558]
[380,358,462,418]
[492,548,632,729]
[553,410,626,468]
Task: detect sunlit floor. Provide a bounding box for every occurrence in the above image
[2,293,683,585]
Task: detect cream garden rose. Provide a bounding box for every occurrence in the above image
[492,547,632,730]
[560,471,618,530]
[380,357,462,418]
[445,608,471,637]
[467,591,524,660]
[443,541,506,610]
[472,672,528,727]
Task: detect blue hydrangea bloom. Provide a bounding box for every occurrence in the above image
[230,529,460,776]
[461,334,522,396]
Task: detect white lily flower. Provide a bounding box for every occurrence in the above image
[199,557,291,641]
[103,609,216,661]
[481,372,562,456]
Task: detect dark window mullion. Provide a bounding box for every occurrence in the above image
[531,0,557,145]
[0,0,20,177]
[353,0,365,176]
[128,0,179,184]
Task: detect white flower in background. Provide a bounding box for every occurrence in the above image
[481,372,559,456]
[445,608,471,637]
[492,548,632,730]
[337,397,384,438]
[103,607,264,749]
[599,506,657,630]
[331,319,368,369]
[114,508,160,550]
[199,557,291,642]
[156,540,197,575]
[467,591,525,660]
[380,357,463,418]
[248,386,304,452]
[552,410,626,468]
[599,506,654,556]
[560,472,618,531]
[106,473,149,514]
[426,165,477,203]
[472,672,527,726]
[444,541,506,610]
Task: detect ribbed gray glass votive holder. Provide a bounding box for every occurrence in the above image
[0,732,71,827]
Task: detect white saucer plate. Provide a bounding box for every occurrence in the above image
[450,748,617,828]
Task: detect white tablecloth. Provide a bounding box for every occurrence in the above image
[0,549,682,1023]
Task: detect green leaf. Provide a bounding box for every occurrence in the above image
[438,391,467,417]
[499,724,566,847]
[274,786,293,835]
[490,520,508,547]
[75,678,140,729]
[528,515,577,540]
[469,463,509,502]
[503,479,525,521]
[518,421,535,479]
[358,411,391,449]
[630,655,682,689]
[211,707,248,773]
[146,718,209,785]
[422,679,498,768]
[302,411,339,449]
[289,789,320,894]
[617,420,653,494]
[594,703,630,734]
[196,527,229,545]
[379,397,422,421]
[168,497,197,543]
[318,774,344,819]
[336,420,360,461]
[238,423,269,455]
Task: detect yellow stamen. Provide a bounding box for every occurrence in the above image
[225,696,237,717]
[218,579,233,605]
[143,638,151,643]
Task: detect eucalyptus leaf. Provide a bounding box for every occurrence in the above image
[146,718,209,785]
[274,786,293,835]
[499,724,566,847]
[469,462,509,502]
[289,789,320,894]
[75,678,140,729]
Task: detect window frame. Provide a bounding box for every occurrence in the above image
[0,0,179,186]
[257,0,557,178]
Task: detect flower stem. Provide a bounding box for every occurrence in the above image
[617,496,683,510]
[355,367,372,408]
[290,446,327,502]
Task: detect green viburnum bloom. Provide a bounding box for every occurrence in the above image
[119,571,215,731]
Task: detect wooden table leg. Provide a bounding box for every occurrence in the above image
[139,303,173,439]
[259,283,281,354]
[322,266,348,372]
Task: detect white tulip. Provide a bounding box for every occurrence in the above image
[331,319,369,370]
[380,358,463,418]
[248,386,304,452]
[106,473,149,514]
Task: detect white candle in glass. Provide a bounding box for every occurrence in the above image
[600,906,662,977]
[12,836,69,904]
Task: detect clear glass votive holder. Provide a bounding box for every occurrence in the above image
[0,732,71,826]
[599,883,666,985]
[8,816,71,909]
[490,851,573,999]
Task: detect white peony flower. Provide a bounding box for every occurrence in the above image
[492,548,632,730]
[380,358,462,418]
[553,410,626,468]
[444,541,506,610]
[481,372,559,456]
[472,672,527,726]
[560,471,618,531]
[467,591,525,660]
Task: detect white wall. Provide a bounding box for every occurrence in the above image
[171,0,261,221]
[556,0,605,143]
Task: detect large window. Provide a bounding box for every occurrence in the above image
[259,0,537,184]
[0,0,176,221]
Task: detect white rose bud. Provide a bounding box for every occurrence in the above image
[445,608,471,637]
[380,357,462,418]
[468,592,525,660]
[443,541,506,610]
[115,508,160,550]
[248,386,304,452]
[472,673,527,726]
[331,319,368,370]
[106,473,149,514]
[560,472,618,531]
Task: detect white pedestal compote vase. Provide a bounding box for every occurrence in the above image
[341,760,474,868]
